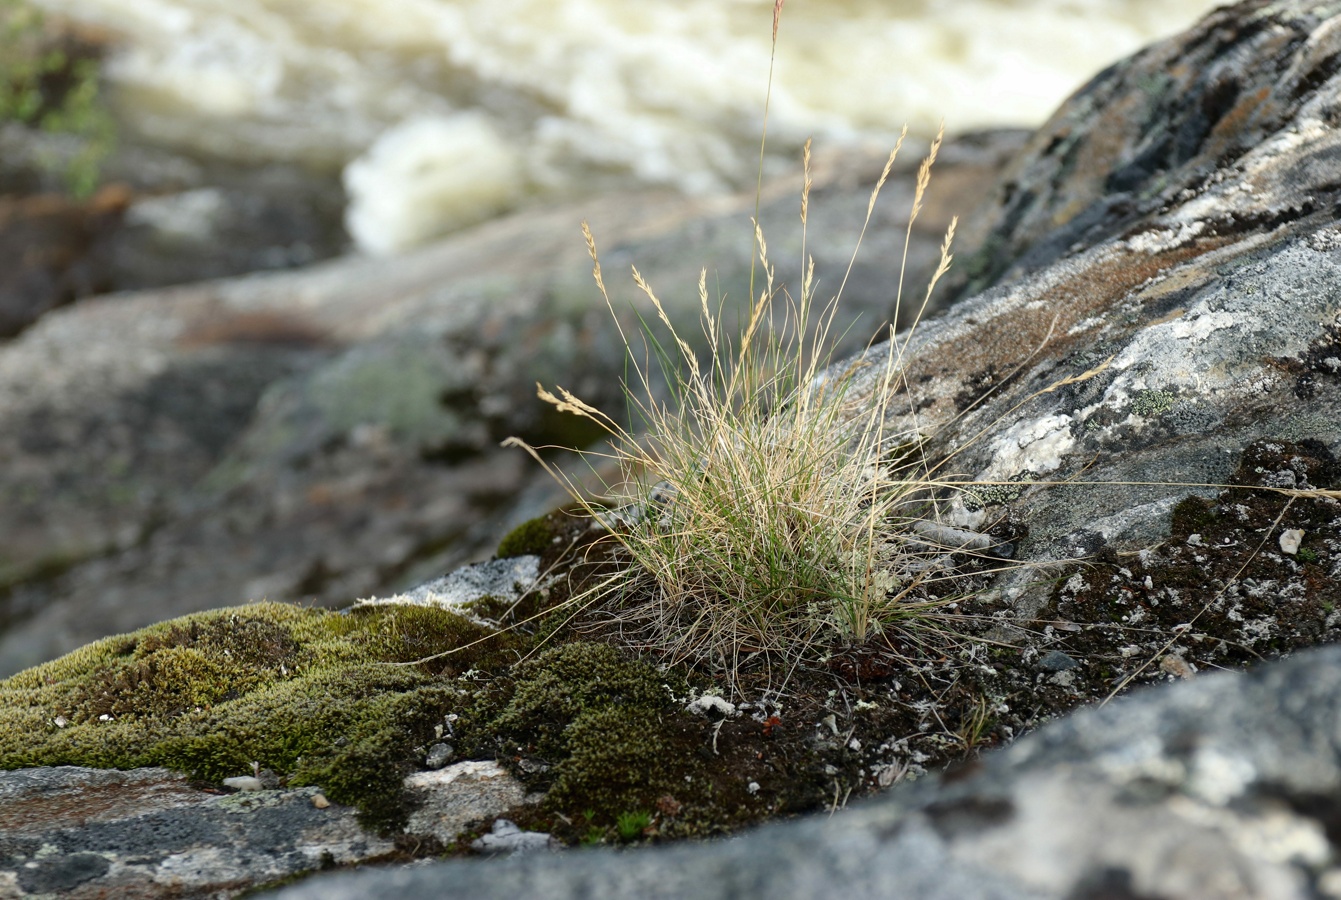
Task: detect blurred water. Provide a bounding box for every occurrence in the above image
[35,0,1224,251]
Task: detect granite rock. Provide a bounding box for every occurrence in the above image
[0,766,395,898]
[261,644,1341,900]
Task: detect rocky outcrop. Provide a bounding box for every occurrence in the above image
[267,0,1341,893]
[261,643,1341,900]
[838,0,1341,648]
[0,187,130,338]
[0,766,395,898]
[5,1,1341,897]
[0,119,349,339]
[0,136,1010,676]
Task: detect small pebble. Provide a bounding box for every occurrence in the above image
[471,819,556,855]
[425,742,455,769]
[312,793,330,809]
[222,776,264,792]
[1160,655,1196,680]
[686,695,736,720]
[1279,529,1304,555]
[1037,650,1080,672]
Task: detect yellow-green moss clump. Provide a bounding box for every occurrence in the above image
[495,514,558,559]
[460,643,711,826]
[1,603,779,841]
[0,602,520,831]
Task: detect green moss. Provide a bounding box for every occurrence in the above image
[481,642,682,760]
[615,809,653,842]
[461,642,702,825]
[0,1,116,196]
[0,602,519,831]
[546,705,688,816]
[496,514,556,559]
[1171,496,1218,537]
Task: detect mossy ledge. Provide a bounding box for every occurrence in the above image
[0,602,520,832]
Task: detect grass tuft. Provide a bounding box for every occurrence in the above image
[505,123,1004,687]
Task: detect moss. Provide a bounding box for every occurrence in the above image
[460,642,705,826]
[1170,496,1218,536]
[545,705,690,816]
[496,514,557,559]
[478,642,683,761]
[0,2,116,196]
[0,602,519,831]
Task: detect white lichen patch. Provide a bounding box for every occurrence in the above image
[1167,310,1238,344]
[357,556,541,618]
[986,414,1075,477]
[1123,220,1206,255]
[1185,747,1256,806]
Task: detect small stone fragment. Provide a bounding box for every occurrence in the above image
[222,776,264,792]
[1160,655,1197,680]
[312,793,330,809]
[1038,650,1080,672]
[425,743,455,769]
[685,695,736,719]
[470,819,557,855]
[403,760,532,844]
[1279,529,1304,555]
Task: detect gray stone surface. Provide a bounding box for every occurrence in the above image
[362,556,541,614]
[0,766,394,898]
[402,760,536,846]
[820,0,1341,617]
[262,645,1341,900]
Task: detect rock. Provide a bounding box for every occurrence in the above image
[0,765,395,899]
[469,819,559,856]
[0,186,130,337]
[222,775,264,792]
[424,743,455,769]
[685,695,737,720]
[362,556,542,614]
[402,760,536,846]
[259,644,1341,900]
[0,134,1014,676]
[824,0,1341,641]
[0,123,349,332]
[1035,650,1079,673]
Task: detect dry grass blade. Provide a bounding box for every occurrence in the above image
[506,126,1007,690]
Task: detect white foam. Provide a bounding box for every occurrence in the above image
[343,113,522,254]
[33,0,1225,250]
